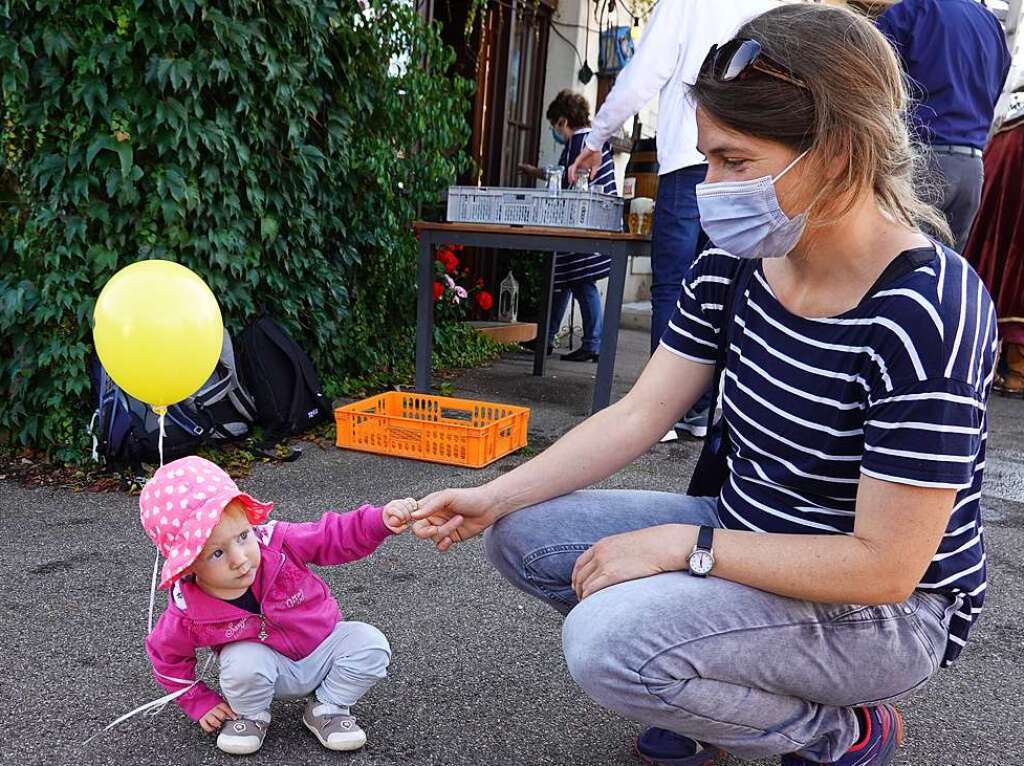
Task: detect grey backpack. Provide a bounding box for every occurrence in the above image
[192,330,258,442]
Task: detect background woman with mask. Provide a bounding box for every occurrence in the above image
[412,6,995,766]
[542,89,617,362]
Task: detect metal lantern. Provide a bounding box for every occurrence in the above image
[498,270,519,323]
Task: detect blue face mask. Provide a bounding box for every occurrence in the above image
[551,125,567,146]
[695,150,809,260]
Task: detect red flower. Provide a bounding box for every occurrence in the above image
[475,290,493,311]
[435,247,459,273]
[432,281,444,301]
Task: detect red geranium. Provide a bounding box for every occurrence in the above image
[475,290,493,311]
[436,247,459,273]
[432,281,444,301]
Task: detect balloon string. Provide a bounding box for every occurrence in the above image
[90,403,176,747]
[153,406,167,467]
[147,551,160,635]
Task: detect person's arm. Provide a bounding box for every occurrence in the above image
[494,347,712,516]
[412,251,735,548]
[410,347,713,549]
[573,373,986,605]
[517,163,545,181]
[572,476,954,605]
[585,0,688,151]
[875,0,918,66]
[145,612,225,722]
[278,505,394,566]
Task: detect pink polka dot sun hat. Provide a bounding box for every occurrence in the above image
[139,456,273,589]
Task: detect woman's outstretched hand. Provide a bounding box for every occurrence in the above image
[410,486,500,551]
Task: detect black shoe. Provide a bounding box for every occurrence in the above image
[560,347,599,363]
[522,339,554,356]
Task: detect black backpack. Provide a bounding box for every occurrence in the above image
[88,331,257,468]
[236,316,333,443]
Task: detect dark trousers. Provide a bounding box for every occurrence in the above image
[925,149,985,253]
[650,164,711,412]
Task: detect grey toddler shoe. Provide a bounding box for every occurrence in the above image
[302,699,367,751]
[216,715,269,755]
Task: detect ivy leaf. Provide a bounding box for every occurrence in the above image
[78,79,108,115]
[41,29,69,61]
[168,59,193,91]
[32,153,67,189]
[85,134,117,169]
[260,216,279,241]
[88,245,119,275]
[155,57,173,88]
[114,141,133,179]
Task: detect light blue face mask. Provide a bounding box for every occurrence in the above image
[695,150,810,260]
[551,125,567,146]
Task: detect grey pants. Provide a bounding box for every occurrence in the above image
[484,490,957,762]
[923,149,985,252]
[218,621,391,717]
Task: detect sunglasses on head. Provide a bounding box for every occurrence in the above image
[700,38,808,90]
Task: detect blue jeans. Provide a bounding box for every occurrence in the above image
[484,490,955,762]
[652,166,712,412]
[547,280,603,354]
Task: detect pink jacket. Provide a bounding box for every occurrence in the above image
[145,505,392,721]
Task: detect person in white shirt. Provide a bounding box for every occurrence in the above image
[570,0,775,437]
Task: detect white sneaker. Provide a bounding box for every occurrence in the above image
[676,408,710,439]
[660,429,679,443]
[216,713,270,755]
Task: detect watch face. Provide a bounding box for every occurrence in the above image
[691,550,714,575]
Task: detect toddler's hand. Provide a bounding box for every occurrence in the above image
[383,497,418,534]
[198,702,237,733]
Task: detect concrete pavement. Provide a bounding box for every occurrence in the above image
[2,328,1021,766]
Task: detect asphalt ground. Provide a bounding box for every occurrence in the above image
[2,328,1022,766]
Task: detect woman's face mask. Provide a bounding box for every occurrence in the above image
[695,150,810,260]
[550,120,568,146]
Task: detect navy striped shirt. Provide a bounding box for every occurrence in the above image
[661,245,996,665]
[554,130,617,289]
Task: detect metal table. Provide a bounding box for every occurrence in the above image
[413,221,652,413]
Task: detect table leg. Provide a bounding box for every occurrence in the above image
[592,249,628,413]
[534,251,556,376]
[415,236,434,393]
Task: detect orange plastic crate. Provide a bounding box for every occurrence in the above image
[334,392,530,468]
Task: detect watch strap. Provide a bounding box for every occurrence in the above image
[696,524,714,552]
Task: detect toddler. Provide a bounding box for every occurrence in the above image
[141,456,414,755]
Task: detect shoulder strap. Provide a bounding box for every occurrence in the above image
[865,246,936,296]
[711,259,758,393]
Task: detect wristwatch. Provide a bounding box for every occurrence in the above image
[688,526,715,577]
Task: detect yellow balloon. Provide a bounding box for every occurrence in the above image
[93,260,223,407]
